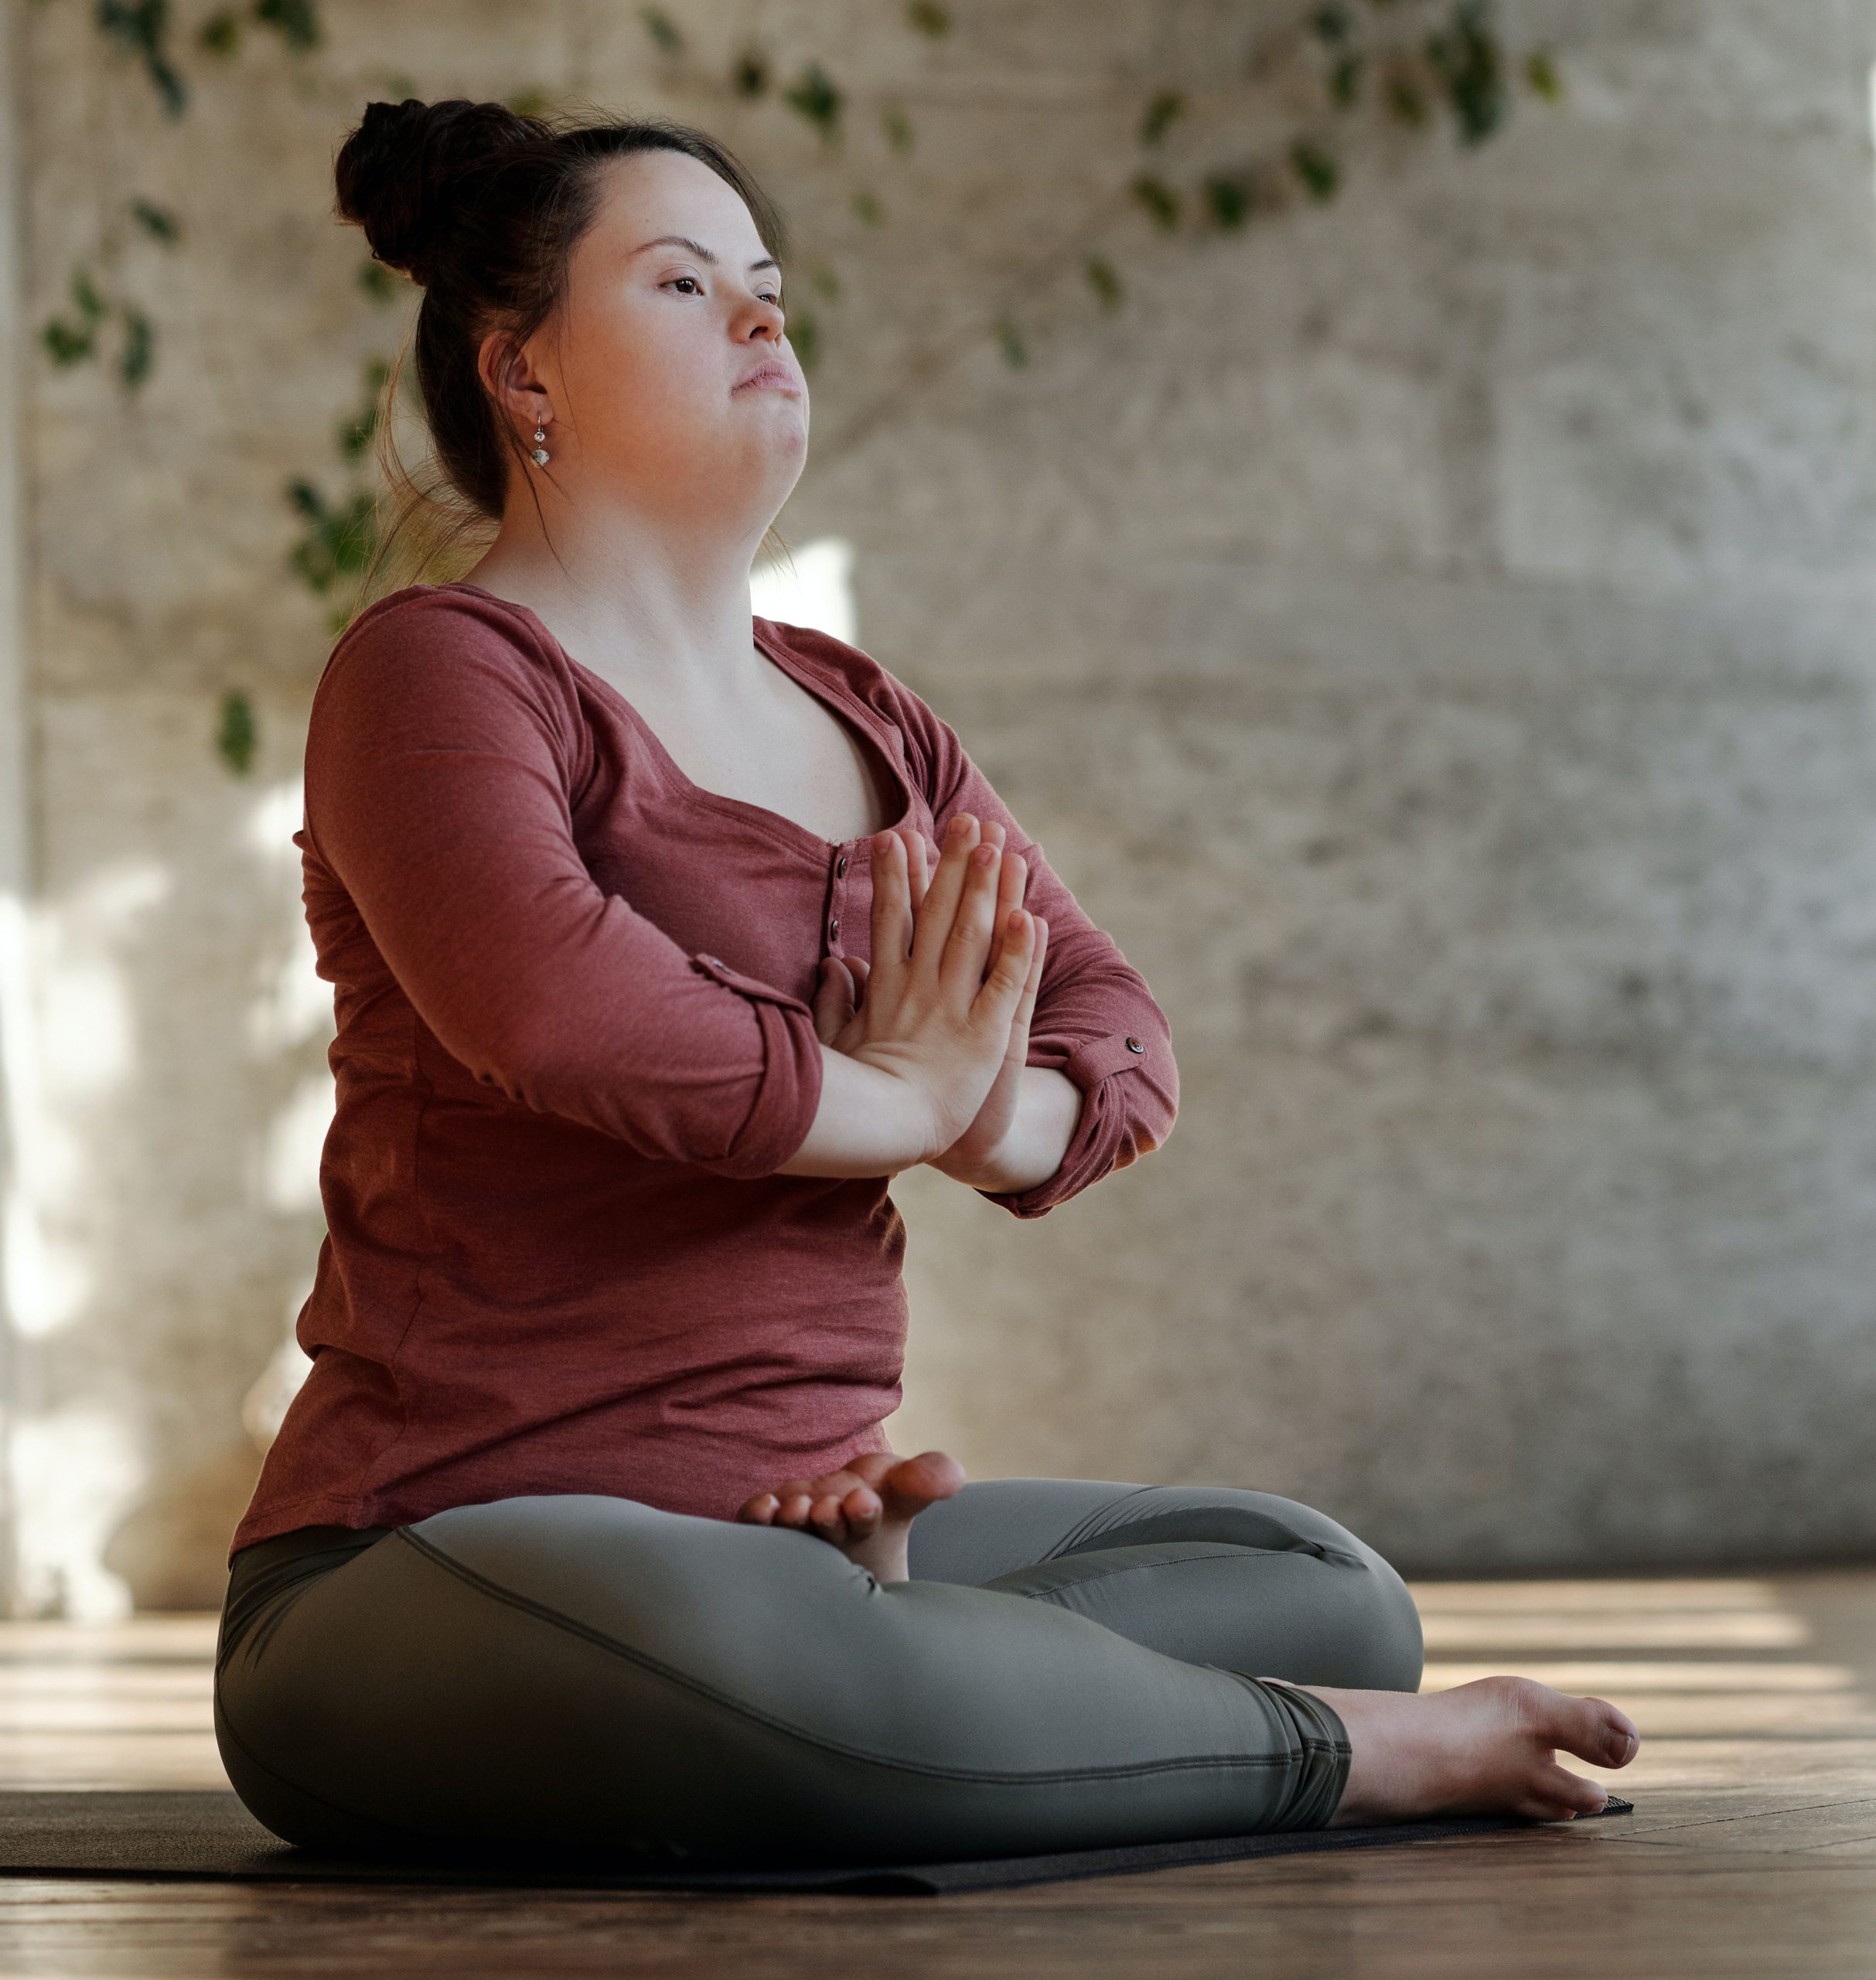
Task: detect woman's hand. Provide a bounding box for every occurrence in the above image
[808,813,1039,1165]
[812,822,1049,1182]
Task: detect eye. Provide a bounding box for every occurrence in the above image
[666,275,702,295]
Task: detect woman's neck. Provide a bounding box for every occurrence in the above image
[462,495,771,695]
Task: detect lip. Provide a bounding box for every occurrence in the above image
[734,360,800,394]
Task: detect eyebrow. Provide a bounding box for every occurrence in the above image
[631,234,780,278]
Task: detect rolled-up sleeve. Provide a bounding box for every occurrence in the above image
[302,596,823,1179]
[891,685,1179,1220]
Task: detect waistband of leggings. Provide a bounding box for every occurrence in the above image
[230,1521,400,1578]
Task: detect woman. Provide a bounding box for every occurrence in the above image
[213,99,1638,1866]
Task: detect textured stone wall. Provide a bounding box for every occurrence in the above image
[5,2,1875,1613]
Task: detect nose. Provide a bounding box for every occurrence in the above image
[742,292,786,339]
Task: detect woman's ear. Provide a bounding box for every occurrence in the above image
[477,328,553,443]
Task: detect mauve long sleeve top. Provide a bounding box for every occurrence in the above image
[228,581,1179,1560]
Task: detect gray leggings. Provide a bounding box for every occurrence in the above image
[214,1480,1423,1866]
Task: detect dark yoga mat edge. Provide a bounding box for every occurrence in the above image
[0,1789,1635,1896]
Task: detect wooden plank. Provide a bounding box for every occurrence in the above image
[0,1579,1865,1976]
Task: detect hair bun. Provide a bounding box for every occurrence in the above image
[334,97,538,285]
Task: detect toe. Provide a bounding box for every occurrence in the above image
[1524,1760,1610,1820]
[1550,1691,1638,1769]
[808,1494,851,1537]
[1588,1700,1641,1767]
[881,1449,966,1514]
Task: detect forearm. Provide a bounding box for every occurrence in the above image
[940,1067,1083,1195]
[773,1045,940,1180]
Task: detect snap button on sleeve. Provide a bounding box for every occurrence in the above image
[1125,1036,1144,1053]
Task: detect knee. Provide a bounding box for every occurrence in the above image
[1311,1511,1424,1693]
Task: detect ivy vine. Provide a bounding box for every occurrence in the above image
[31,0,1558,774]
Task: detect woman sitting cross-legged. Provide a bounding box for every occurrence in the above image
[213,97,1638,1866]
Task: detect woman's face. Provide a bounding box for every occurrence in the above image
[511,148,808,531]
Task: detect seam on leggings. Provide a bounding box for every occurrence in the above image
[1065,1510,1364,1575]
[1042,1485,1163,1562]
[394,1528,1308,1789]
[1007,1545,1256,1600]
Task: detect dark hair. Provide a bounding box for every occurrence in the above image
[332,97,795,610]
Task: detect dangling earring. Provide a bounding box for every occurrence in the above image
[530,420,551,467]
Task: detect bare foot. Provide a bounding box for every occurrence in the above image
[735,1449,964,1582]
[1269,1674,1639,1826]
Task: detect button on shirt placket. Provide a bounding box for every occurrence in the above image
[827,846,850,955]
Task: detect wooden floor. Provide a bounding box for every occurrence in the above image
[0,1570,1871,1977]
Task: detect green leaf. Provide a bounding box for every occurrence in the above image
[285,481,377,595]
[851,188,884,225]
[733,47,769,96]
[216,689,258,776]
[1202,172,1254,230]
[41,319,97,366]
[881,102,914,152]
[1310,3,1353,43]
[337,358,391,459]
[71,270,107,320]
[906,1,950,36]
[96,2,190,115]
[128,196,181,243]
[1084,255,1124,312]
[118,305,154,387]
[197,9,240,53]
[254,0,321,50]
[810,265,841,301]
[1131,173,1182,231]
[1139,89,1185,147]
[1289,137,1341,202]
[1426,0,1506,146]
[994,316,1028,368]
[789,312,820,372]
[783,61,842,140]
[1329,51,1363,108]
[640,5,681,54]
[357,260,400,303]
[1525,47,1563,102]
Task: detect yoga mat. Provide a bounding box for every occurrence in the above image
[0,1789,1632,1895]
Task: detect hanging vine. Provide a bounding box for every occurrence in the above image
[29,0,1559,773]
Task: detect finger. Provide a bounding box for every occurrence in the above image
[987,848,1026,981]
[1021,914,1048,1011]
[908,812,982,977]
[812,957,858,1043]
[898,826,931,916]
[738,1493,779,1525]
[866,828,912,988]
[971,904,1039,1026]
[937,835,1006,1002]
[1003,913,1048,1048]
